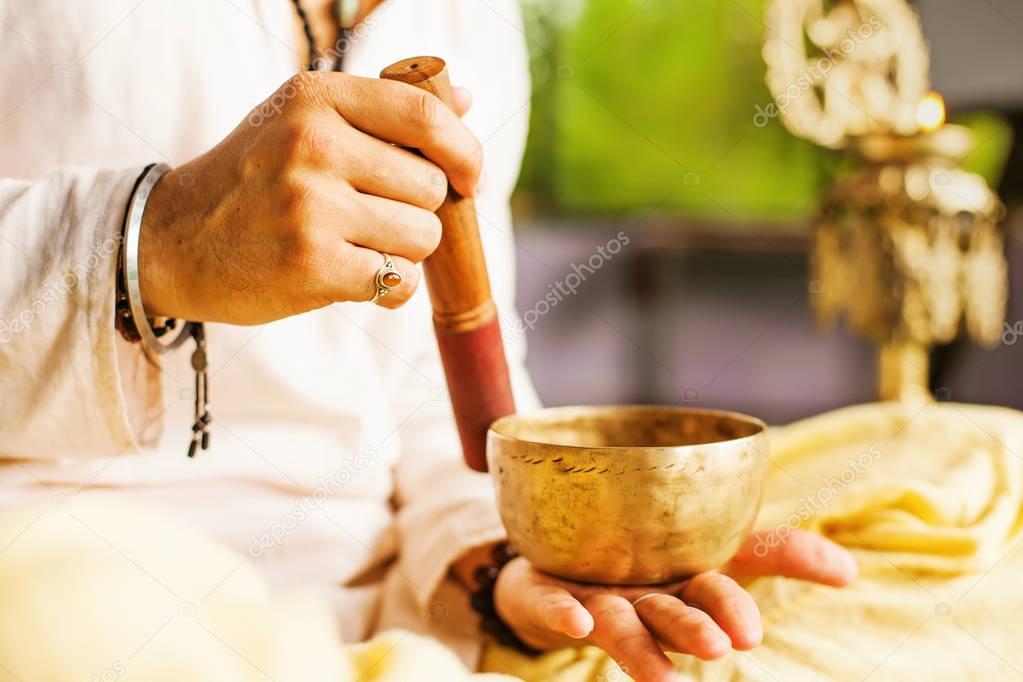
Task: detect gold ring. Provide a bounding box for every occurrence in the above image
[371,253,402,303]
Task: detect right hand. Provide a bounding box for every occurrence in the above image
[494,530,856,682]
[138,71,482,324]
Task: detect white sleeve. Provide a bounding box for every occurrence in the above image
[0,166,153,459]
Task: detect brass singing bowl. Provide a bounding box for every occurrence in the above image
[487,405,769,585]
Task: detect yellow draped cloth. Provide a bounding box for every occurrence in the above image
[481,401,1023,681]
[0,402,1018,681]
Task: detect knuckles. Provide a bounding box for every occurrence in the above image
[277,171,317,221]
[460,143,485,188]
[420,174,448,212]
[396,265,421,302]
[280,221,324,280]
[239,117,328,180]
[247,72,318,130]
[280,71,321,106]
[421,212,443,256]
[405,89,445,138]
[582,594,631,619]
[408,212,442,262]
[277,119,330,167]
[397,85,485,189]
[387,207,442,263]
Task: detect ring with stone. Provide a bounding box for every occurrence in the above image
[371,253,402,303]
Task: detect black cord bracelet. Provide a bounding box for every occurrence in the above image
[467,542,541,657]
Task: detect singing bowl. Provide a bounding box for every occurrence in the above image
[487,405,769,585]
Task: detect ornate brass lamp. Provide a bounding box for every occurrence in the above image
[763,0,1008,402]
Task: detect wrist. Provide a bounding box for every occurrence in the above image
[137,168,187,319]
[465,543,540,656]
[452,541,504,590]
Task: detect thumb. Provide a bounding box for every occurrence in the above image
[528,582,593,639]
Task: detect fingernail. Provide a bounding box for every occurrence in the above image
[566,608,593,639]
[737,622,763,649]
[702,626,732,656]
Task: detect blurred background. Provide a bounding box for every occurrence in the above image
[507,0,1023,423]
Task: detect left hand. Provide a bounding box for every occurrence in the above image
[493,529,856,682]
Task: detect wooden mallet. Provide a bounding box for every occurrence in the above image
[380,56,516,472]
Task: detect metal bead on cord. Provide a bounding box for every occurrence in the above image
[117,162,212,458]
[188,324,211,458]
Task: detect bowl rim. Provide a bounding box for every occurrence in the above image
[488,404,767,452]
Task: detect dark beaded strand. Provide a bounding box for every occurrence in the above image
[289,0,350,72]
[289,0,318,69]
[115,166,211,458]
[467,543,541,656]
[188,324,212,457]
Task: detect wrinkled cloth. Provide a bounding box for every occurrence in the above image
[0,495,520,682]
[481,401,1023,681]
[0,0,536,664]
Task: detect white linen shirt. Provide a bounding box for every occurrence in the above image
[0,0,538,662]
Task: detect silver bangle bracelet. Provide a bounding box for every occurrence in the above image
[121,162,212,457]
[122,162,192,357]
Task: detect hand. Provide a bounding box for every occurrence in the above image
[138,71,481,324]
[493,529,856,682]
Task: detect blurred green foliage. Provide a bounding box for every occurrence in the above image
[955,112,1013,183]
[515,0,1010,225]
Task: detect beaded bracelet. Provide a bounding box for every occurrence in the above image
[468,542,541,656]
[115,163,211,457]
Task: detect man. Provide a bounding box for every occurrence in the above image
[0,1,853,680]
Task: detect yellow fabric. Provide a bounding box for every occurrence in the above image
[0,401,1018,681]
[0,497,514,682]
[481,401,1023,681]
[348,631,518,682]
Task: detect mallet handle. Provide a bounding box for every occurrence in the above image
[380,56,515,472]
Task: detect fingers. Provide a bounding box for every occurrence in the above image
[632,594,731,660]
[679,573,762,650]
[527,583,593,640]
[345,193,442,264]
[318,245,420,309]
[584,594,678,682]
[726,529,858,587]
[492,557,593,651]
[337,130,449,211]
[319,74,483,198]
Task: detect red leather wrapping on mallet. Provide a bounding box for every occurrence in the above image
[380,56,517,471]
[434,317,515,472]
